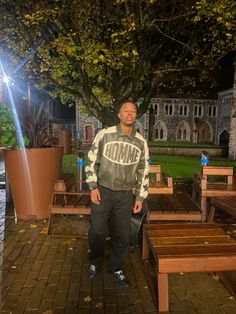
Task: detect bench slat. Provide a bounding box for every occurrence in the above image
[155,244,236,257]
[146,228,226,237]
[150,235,231,245]
[144,223,217,230]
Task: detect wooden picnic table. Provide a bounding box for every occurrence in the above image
[193,166,236,219]
[142,222,236,312]
[146,192,204,222]
[209,196,236,221]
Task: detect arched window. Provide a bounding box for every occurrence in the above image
[160,129,164,139]
[213,106,216,116]
[154,121,167,141]
[209,106,212,116]
[165,104,174,116]
[198,106,202,116]
[165,105,168,115]
[184,105,188,116]
[176,122,190,141]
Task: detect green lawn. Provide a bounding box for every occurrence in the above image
[62,153,236,181]
[151,154,236,179]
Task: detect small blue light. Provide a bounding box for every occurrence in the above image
[78,159,85,167]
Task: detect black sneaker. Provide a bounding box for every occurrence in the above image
[111,270,130,288]
[89,264,97,279]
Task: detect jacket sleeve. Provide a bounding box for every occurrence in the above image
[135,140,149,202]
[85,130,104,190]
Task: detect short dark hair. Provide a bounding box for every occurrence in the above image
[116,99,138,113]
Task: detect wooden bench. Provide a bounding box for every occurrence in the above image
[47,191,91,237]
[48,173,91,237]
[142,222,236,312]
[209,196,236,222]
[146,192,204,222]
[192,166,236,219]
[148,164,173,194]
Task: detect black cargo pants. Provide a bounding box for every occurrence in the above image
[88,185,133,273]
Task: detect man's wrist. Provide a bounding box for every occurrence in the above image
[89,186,98,191]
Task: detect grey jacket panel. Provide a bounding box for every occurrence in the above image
[85,124,149,201]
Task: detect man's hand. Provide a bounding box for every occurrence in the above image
[90,188,101,205]
[132,200,142,213]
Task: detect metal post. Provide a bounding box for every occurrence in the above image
[77,152,85,191]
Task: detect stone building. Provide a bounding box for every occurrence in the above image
[76,88,233,146]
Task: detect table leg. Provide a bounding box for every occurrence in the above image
[201,196,207,220]
[158,273,168,312]
[142,232,149,260]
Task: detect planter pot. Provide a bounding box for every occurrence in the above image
[4,146,63,220]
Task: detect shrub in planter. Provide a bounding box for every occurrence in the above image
[0,101,63,220]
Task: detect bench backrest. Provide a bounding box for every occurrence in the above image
[149,164,161,182]
[54,173,75,192]
[202,166,233,184]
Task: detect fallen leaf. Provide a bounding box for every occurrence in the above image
[19,229,26,233]
[228,296,235,301]
[61,239,76,246]
[11,266,16,269]
[40,228,48,235]
[96,302,103,309]
[42,310,53,314]
[27,240,32,244]
[30,224,37,229]
[212,274,220,281]
[84,296,92,302]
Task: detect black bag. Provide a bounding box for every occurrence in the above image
[129,211,147,245]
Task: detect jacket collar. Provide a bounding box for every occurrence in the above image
[116,124,136,140]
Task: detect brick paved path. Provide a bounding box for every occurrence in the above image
[0,190,236,313]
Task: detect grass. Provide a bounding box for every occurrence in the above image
[62,153,236,181]
[151,154,236,179]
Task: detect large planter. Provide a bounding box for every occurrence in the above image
[4,146,63,220]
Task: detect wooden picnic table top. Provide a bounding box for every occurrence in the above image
[143,223,236,273]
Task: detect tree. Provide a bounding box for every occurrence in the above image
[0,0,235,125]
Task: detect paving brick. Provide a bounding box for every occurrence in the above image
[65,299,80,313]
[26,293,43,310]
[43,285,57,300]
[67,282,80,299]
[117,294,130,313]
[12,300,28,314]
[54,291,67,309]
[38,299,54,313]
[57,276,70,292]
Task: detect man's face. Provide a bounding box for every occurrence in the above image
[118,102,137,126]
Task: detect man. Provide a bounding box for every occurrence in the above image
[85,100,149,288]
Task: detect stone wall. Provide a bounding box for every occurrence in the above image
[149,146,228,157]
